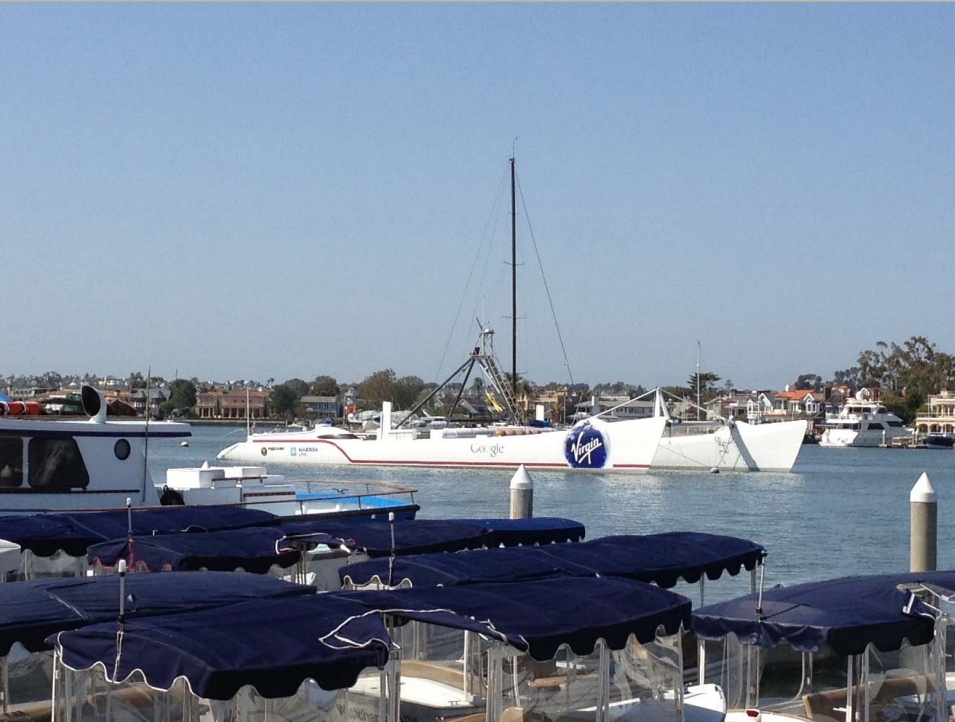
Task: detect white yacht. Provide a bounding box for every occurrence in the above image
[818,395,908,447]
[0,386,418,518]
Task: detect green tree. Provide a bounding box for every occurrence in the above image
[158,400,175,419]
[168,379,197,411]
[270,384,299,420]
[283,378,309,398]
[686,371,721,402]
[831,367,861,390]
[851,337,955,423]
[310,375,340,397]
[358,369,397,407]
[395,375,427,410]
[793,374,823,391]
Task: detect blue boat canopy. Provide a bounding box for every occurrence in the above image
[0,506,280,558]
[87,527,303,573]
[691,574,938,655]
[0,572,313,655]
[52,595,390,699]
[344,576,691,661]
[340,531,763,588]
[279,517,584,557]
[460,517,585,547]
[279,518,489,557]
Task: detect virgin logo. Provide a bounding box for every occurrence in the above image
[564,424,608,469]
[574,436,603,464]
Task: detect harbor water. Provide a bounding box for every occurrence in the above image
[146,425,955,600]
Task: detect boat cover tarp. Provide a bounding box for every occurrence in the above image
[0,572,313,655]
[279,517,583,557]
[344,576,692,660]
[691,574,938,654]
[0,506,280,557]
[86,527,303,573]
[52,594,390,699]
[279,518,490,556]
[459,517,586,546]
[339,531,764,588]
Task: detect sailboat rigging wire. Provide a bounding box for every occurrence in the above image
[433,171,508,386]
[516,173,575,387]
[142,367,151,501]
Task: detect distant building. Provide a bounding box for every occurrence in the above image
[914,391,955,435]
[301,396,341,420]
[128,388,169,416]
[573,395,654,421]
[709,391,774,422]
[195,390,269,420]
[771,389,824,417]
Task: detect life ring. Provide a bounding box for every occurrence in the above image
[160,486,185,506]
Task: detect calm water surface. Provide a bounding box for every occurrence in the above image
[146,426,955,599]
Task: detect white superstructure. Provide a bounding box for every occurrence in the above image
[818,396,908,447]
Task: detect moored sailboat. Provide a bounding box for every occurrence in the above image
[218,158,668,473]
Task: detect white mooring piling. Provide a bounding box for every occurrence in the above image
[910,472,937,572]
[509,465,534,520]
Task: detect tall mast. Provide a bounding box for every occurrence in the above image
[510,156,518,412]
[696,340,701,421]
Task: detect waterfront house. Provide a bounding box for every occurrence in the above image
[195,390,269,420]
[772,388,823,416]
[913,391,955,435]
[573,395,655,421]
[707,391,774,422]
[128,388,169,417]
[301,395,341,420]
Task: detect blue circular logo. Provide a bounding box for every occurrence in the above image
[564,423,609,469]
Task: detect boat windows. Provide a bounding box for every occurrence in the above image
[886,421,904,428]
[28,437,90,490]
[114,439,131,460]
[0,437,23,489]
[866,423,885,431]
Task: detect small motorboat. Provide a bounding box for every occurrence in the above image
[924,433,955,449]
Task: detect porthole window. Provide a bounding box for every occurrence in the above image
[114,439,131,461]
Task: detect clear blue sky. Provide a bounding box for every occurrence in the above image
[3,4,954,390]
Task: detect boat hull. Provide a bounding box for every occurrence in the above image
[924,434,955,450]
[217,417,668,473]
[651,420,805,472]
[818,428,909,447]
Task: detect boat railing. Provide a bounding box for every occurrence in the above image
[291,479,418,514]
[915,410,955,419]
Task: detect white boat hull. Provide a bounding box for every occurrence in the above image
[217,417,668,473]
[651,420,806,472]
[818,428,909,447]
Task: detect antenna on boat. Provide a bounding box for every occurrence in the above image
[246,384,251,438]
[387,511,396,587]
[126,497,135,570]
[118,558,127,624]
[142,367,151,502]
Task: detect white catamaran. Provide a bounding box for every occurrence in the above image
[219,158,668,473]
